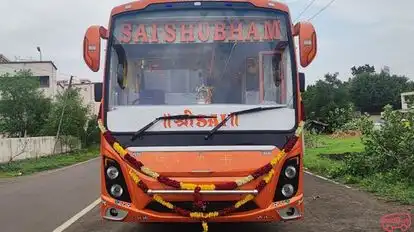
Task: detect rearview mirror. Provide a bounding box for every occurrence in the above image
[299,72,305,92]
[293,22,317,68]
[94,82,103,102]
[83,25,107,72]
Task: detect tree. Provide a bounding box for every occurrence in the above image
[349,67,413,113]
[82,115,100,147]
[0,70,52,137]
[42,87,90,149]
[302,72,354,132]
[351,64,375,76]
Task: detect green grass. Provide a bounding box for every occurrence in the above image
[359,173,414,204]
[0,146,99,178]
[304,134,414,205]
[304,135,364,179]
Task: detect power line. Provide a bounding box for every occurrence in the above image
[308,0,337,21]
[294,0,317,23]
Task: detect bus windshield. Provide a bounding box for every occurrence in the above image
[108,9,294,109]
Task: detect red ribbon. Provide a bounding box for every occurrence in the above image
[193,186,205,210]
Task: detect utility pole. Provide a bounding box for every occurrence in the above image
[53,76,73,154]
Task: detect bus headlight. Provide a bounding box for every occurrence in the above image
[110,184,124,198]
[281,184,294,198]
[104,157,131,202]
[284,166,297,179]
[274,155,300,202]
[106,166,119,179]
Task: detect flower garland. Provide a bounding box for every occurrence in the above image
[98,111,304,232]
[128,165,276,232]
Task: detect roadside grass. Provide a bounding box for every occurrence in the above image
[0,146,99,178]
[304,135,364,179]
[304,134,414,205]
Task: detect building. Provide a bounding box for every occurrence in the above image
[401,91,414,111]
[0,54,10,63]
[0,54,99,115]
[0,57,58,99]
[381,65,390,75]
[57,78,100,115]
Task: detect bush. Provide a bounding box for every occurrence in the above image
[304,130,322,148]
[325,103,356,132]
[82,115,100,148]
[338,113,365,132]
[343,105,414,181]
[331,113,366,138]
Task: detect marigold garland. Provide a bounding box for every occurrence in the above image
[98,118,301,192]
[202,221,208,232]
[98,114,304,232]
[125,160,282,230]
[180,183,216,191]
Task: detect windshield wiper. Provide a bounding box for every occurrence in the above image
[204,106,287,140]
[131,114,217,141]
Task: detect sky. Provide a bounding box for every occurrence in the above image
[0,0,413,85]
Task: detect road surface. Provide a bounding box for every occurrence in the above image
[0,158,411,232]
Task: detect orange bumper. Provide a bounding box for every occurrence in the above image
[100,194,304,223]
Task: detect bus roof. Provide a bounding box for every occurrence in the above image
[110,0,290,17]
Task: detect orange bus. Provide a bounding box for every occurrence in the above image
[83,0,317,231]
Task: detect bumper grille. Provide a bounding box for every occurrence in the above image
[145,200,259,213]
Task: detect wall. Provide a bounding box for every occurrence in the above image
[0,61,58,99]
[0,136,77,163]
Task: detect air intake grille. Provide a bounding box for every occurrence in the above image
[145,200,259,213]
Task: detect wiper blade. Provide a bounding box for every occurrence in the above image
[204,106,287,140]
[131,114,217,141]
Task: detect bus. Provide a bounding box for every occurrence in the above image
[83,0,317,231]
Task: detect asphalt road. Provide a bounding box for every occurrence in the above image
[0,158,412,232]
[0,158,101,232]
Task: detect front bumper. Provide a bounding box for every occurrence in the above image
[100,193,304,223]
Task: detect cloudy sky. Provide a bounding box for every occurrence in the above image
[0,0,413,85]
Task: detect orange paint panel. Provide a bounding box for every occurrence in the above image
[135,150,274,177]
[111,0,289,17]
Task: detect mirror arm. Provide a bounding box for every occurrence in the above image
[99,26,109,40]
[293,23,300,37]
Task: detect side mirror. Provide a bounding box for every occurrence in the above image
[299,72,305,92]
[94,82,103,102]
[83,25,107,72]
[293,22,317,68]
